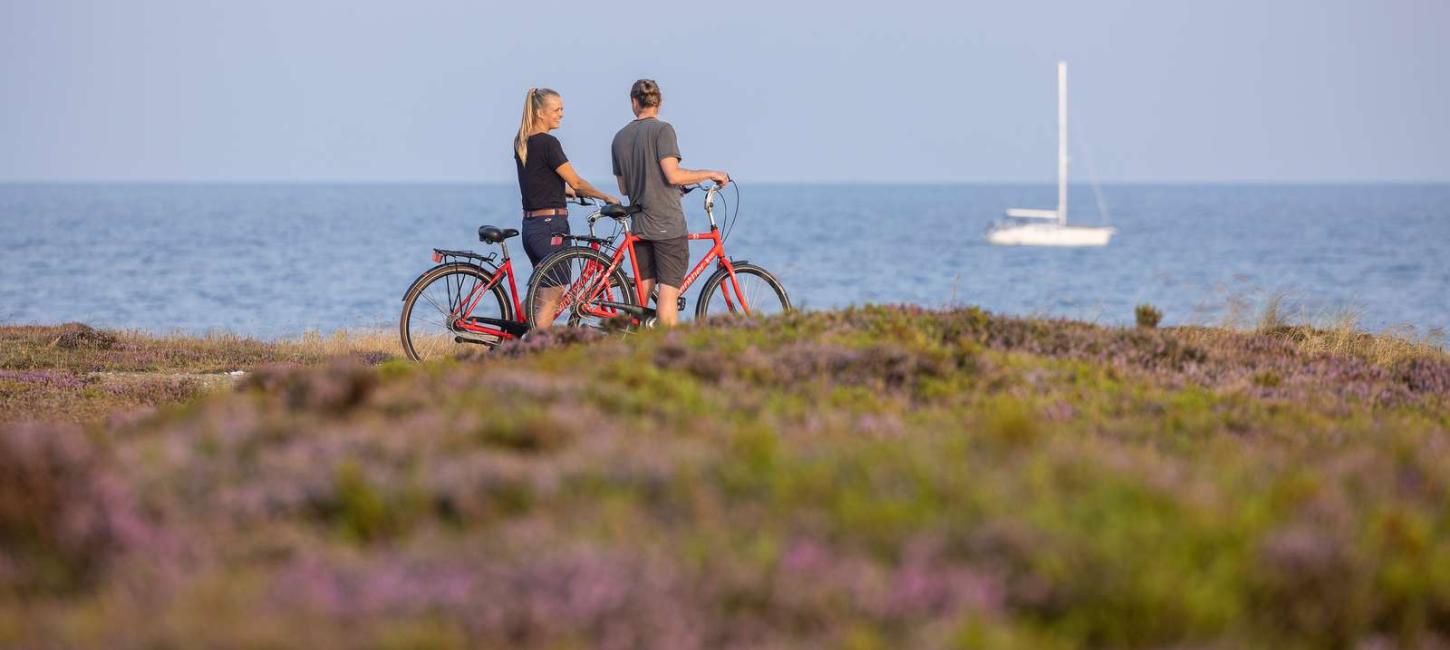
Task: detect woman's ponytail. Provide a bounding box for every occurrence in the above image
[514,87,559,165]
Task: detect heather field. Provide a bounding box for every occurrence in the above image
[3,307,1450,649]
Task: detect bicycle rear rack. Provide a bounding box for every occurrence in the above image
[432,249,496,264]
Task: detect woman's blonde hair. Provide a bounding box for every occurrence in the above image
[514,87,559,165]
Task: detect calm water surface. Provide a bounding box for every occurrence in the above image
[1,184,1446,338]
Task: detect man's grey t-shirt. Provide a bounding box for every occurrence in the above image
[611,117,687,240]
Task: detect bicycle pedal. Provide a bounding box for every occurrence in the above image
[646,291,687,313]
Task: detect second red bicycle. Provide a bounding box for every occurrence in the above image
[526,184,791,330]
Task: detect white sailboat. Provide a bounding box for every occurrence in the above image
[988,62,1115,247]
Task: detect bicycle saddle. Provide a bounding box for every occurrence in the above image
[478,225,519,243]
[600,203,643,219]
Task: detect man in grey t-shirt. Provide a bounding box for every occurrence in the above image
[611,79,730,327]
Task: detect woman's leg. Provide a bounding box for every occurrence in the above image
[533,285,564,329]
[523,216,570,329]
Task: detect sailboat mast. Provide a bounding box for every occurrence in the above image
[1057,61,1067,226]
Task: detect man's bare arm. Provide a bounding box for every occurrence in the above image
[659,156,729,187]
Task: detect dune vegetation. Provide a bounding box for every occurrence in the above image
[0,323,395,424]
[2,306,1449,648]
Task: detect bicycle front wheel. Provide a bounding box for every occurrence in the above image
[695,263,791,321]
[525,247,637,330]
[400,263,512,361]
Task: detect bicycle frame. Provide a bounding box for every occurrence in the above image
[553,188,752,322]
[430,247,526,341]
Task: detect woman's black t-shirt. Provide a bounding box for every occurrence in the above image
[515,133,569,211]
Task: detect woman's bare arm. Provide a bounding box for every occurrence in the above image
[555,162,618,204]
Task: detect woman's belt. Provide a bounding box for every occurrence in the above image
[523,208,569,218]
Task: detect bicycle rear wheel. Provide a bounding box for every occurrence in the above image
[525,247,636,330]
[400,264,512,361]
[695,263,791,321]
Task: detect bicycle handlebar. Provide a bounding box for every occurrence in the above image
[680,183,725,195]
[583,184,723,235]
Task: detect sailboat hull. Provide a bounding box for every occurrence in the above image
[987,223,1115,247]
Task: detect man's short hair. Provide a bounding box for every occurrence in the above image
[630,79,661,108]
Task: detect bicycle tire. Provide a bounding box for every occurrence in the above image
[694,262,791,321]
[400,263,513,361]
[525,246,637,330]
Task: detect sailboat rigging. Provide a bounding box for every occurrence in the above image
[987,62,1116,247]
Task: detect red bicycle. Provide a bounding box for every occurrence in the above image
[398,200,625,361]
[525,184,791,329]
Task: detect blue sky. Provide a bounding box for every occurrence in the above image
[2,0,1447,183]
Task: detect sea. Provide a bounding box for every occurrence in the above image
[2,183,1447,340]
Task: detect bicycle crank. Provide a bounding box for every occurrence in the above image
[453,331,502,346]
[593,301,650,319]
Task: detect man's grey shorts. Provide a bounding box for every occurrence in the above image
[634,236,688,288]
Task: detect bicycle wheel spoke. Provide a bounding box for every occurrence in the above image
[742,277,769,312]
[421,292,452,321]
[698,266,789,321]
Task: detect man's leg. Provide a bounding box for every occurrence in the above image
[635,240,658,322]
[656,283,681,326]
[653,236,689,327]
[639,278,655,305]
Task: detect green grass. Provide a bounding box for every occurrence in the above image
[2,306,1448,648]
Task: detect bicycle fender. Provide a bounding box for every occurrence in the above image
[400,261,498,301]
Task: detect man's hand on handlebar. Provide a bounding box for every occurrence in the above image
[709,171,730,187]
[681,179,728,195]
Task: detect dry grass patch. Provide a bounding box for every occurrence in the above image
[280,328,402,361]
[1,324,398,424]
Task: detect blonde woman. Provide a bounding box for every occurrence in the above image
[514,87,616,328]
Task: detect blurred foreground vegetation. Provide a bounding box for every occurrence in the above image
[2,307,1449,648]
